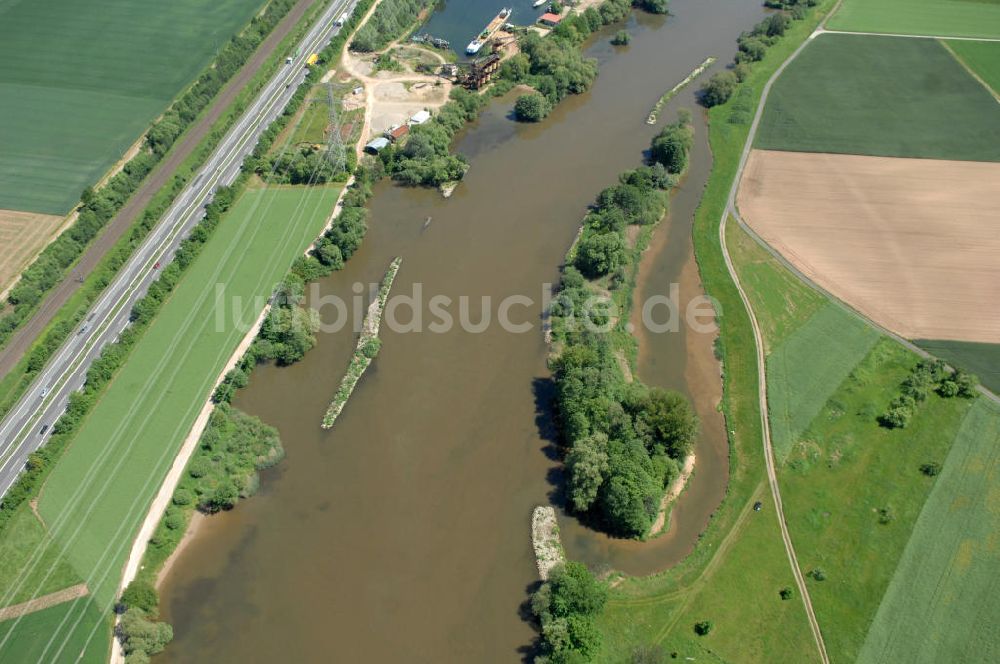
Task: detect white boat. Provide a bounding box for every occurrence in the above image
[533,0,547,8]
[466,7,513,55]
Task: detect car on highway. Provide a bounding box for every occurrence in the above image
[39,386,50,398]
[154,261,161,269]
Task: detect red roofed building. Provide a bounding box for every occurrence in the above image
[539,12,562,27]
[385,124,410,142]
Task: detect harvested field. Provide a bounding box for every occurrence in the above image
[755,34,1000,162]
[0,210,65,295]
[737,149,1000,343]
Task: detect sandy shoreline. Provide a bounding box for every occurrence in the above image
[649,454,696,536]
[155,511,207,588]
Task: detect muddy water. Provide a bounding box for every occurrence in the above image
[159,1,766,661]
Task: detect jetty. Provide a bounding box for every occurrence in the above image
[646,56,715,125]
[321,257,402,429]
[531,506,566,580]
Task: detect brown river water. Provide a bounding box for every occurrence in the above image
[159,1,766,661]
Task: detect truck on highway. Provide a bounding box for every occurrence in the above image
[306,53,319,67]
[336,12,349,26]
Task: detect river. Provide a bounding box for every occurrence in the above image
[158,0,767,660]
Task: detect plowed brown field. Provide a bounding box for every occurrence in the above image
[737,149,1000,343]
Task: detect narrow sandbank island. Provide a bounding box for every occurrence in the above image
[321,256,402,429]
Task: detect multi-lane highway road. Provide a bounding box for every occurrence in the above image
[0,0,357,497]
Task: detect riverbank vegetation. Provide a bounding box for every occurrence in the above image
[700,9,802,107]
[531,562,608,663]
[548,114,695,540]
[0,2,378,659]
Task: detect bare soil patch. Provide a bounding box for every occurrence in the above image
[0,209,66,296]
[737,149,1000,343]
[0,584,87,620]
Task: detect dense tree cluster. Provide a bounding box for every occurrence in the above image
[700,8,807,107]
[880,359,978,429]
[531,562,608,663]
[350,0,433,52]
[550,116,698,538]
[378,88,488,186]
[257,145,352,185]
[118,606,173,664]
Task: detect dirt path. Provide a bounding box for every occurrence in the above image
[0,584,88,621]
[0,0,319,380]
[718,5,841,664]
[337,6,452,158]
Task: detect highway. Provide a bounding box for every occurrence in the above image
[0,0,356,498]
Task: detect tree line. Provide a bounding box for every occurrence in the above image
[699,2,817,107]
[880,358,978,429]
[549,114,697,539]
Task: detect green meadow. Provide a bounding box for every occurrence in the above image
[828,0,1000,39]
[755,33,1000,161]
[857,398,1000,664]
[0,598,110,663]
[0,186,339,660]
[0,0,265,214]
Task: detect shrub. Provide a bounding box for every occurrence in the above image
[694,620,713,636]
[514,92,552,122]
[120,581,159,614]
[809,567,826,581]
[779,586,794,600]
[611,30,631,45]
[919,461,941,477]
[700,71,738,107]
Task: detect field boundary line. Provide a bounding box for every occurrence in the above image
[939,40,1000,103]
[819,26,1000,42]
[0,584,87,621]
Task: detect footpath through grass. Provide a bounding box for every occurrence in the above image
[755,33,1000,162]
[857,398,1000,664]
[0,0,266,215]
[0,186,339,661]
[827,0,1000,39]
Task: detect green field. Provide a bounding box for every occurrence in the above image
[0,185,339,658]
[778,339,972,663]
[828,0,1000,39]
[0,507,80,607]
[915,339,1000,394]
[767,303,881,462]
[0,597,110,663]
[857,398,1000,664]
[946,39,1000,94]
[724,222,825,352]
[0,0,265,214]
[755,33,1000,161]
